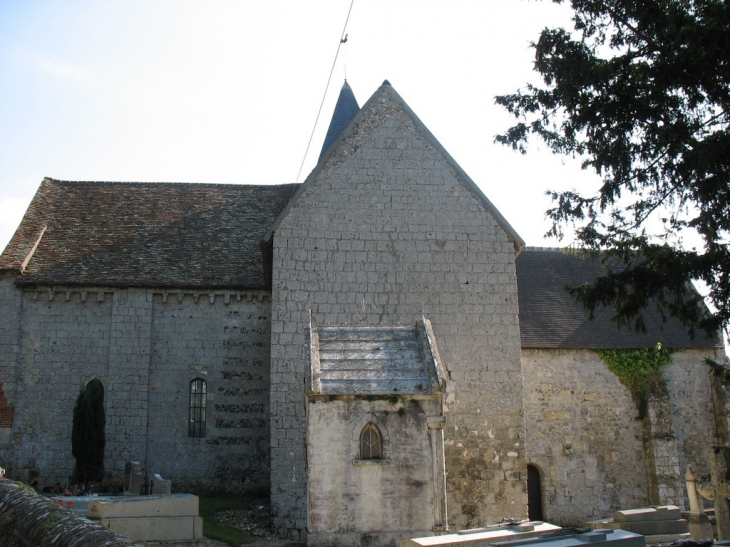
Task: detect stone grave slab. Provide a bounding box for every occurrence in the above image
[593,520,688,536]
[587,505,689,545]
[400,522,561,547]
[50,494,116,514]
[490,529,644,547]
[99,516,203,542]
[87,493,198,519]
[87,493,201,543]
[614,506,682,522]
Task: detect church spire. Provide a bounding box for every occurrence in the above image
[319,80,360,161]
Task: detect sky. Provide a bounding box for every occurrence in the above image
[0,0,595,253]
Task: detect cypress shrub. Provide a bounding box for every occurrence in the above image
[71,379,105,484]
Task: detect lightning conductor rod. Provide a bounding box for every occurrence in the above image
[294,0,356,185]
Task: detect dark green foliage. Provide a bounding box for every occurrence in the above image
[707,356,730,386]
[595,344,674,418]
[71,380,105,484]
[496,1,730,340]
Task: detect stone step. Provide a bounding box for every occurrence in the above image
[318,358,425,371]
[321,368,428,381]
[321,378,429,394]
[318,328,415,341]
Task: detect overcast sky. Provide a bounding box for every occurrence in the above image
[0,0,598,253]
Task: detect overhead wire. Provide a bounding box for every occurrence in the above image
[294,0,356,184]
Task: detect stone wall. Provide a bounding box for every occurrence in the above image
[307,396,442,547]
[270,85,526,537]
[0,275,23,457]
[664,349,728,476]
[522,348,649,524]
[522,347,723,525]
[146,291,271,494]
[0,282,270,494]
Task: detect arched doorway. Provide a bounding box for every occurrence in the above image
[527,464,544,521]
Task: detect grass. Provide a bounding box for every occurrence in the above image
[199,497,257,547]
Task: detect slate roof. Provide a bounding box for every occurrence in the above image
[0,178,298,289]
[516,247,721,349]
[318,80,360,161]
[310,320,446,395]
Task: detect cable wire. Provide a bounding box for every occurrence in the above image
[294,0,356,184]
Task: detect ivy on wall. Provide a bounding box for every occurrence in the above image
[594,344,674,419]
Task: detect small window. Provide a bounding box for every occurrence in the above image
[189,379,207,438]
[359,423,382,459]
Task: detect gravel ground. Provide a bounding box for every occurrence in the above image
[213,504,301,547]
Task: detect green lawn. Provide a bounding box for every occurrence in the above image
[199,498,257,546]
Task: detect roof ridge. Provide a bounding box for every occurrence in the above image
[42,178,300,189]
[524,246,566,252]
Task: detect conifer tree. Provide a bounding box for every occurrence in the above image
[71,379,105,484]
[496,0,730,340]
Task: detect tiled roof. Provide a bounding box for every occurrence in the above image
[516,247,721,349]
[318,80,360,161]
[310,320,446,395]
[0,178,298,288]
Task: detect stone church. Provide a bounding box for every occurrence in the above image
[0,81,726,546]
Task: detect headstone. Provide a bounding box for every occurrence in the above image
[689,446,730,539]
[149,473,172,495]
[123,460,143,496]
[685,465,714,540]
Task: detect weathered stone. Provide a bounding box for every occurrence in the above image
[0,281,272,494]
[149,473,172,495]
[99,516,203,542]
[124,461,143,495]
[491,530,645,547]
[271,81,526,538]
[87,493,199,519]
[400,521,560,547]
[614,506,682,522]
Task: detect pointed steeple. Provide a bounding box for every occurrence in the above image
[319,80,360,161]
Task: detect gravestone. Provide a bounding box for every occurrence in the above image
[123,460,143,495]
[685,465,714,540]
[149,473,172,495]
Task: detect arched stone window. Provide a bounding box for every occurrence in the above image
[359,422,382,459]
[189,379,207,438]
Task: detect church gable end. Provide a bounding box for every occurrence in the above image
[270,82,526,539]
